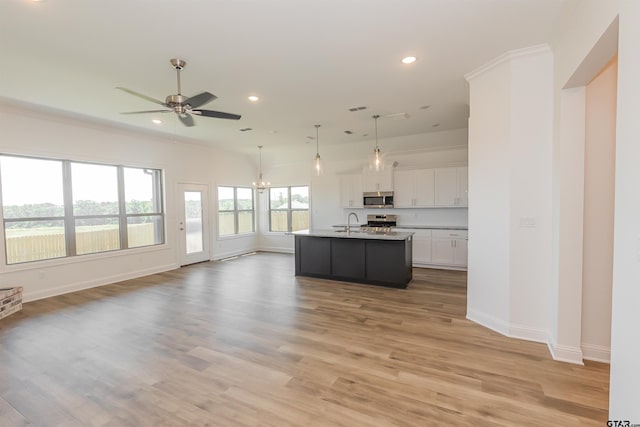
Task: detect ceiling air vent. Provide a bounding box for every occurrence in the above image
[348,106,367,112]
[239,127,253,132]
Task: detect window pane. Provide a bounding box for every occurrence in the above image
[218,212,235,236]
[124,168,162,214]
[72,163,118,215]
[4,220,66,264]
[0,156,64,218]
[270,187,288,210]
[237,187,253,211]
[291,186,309,209]
[218,187,234,211]
[185,192,203,254]
[75,218,120,255]
[292,210,309,232]
[238,211,254,233]
[270,211,288,232]
[127,216,163,248]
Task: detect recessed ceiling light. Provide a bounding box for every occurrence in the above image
[402,56,417,64]
[152,119,162,125]
[248,95,260,102]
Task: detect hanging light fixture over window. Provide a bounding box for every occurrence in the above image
[369,114,384,172]
[252,145,270,194]
[313,124,323,176]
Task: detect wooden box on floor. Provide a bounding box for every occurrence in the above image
[0,287,23,320]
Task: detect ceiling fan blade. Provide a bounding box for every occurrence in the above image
[186,92,217,109]
[115,87,166,106]
[193,109,242,120]
[178,114,195,127]
[120,109,172,115]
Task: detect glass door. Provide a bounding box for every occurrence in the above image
[178,184,210,266]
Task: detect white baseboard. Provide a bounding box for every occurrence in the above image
[508,323,550,344]
[257,246,294,254]
[466,309,510,336]
[581,343,611,363]
[468,309,585,365]
[22,263,179,302]
[413,263,467,271]
[212,248,260,261]
[548,343,584,365]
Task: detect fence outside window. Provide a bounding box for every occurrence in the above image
[0,155,164,265]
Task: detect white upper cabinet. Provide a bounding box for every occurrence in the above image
[435,167,468,207]
[339,173,363,208]
[393,169,435,208]
[363,168,393,192]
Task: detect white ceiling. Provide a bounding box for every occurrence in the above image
[0,0,566,158]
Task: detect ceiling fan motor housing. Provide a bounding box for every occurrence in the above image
[166,94,189,108]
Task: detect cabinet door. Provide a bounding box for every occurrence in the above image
[435,168,458,206]
[339,174,363,208]
[364,168,393,192]
[413,169,435,207]
[453,238,468,267]
[456,167,468,207]
[393,170,415,207]
[412,230,432,265]
[351,174,363,208]
[431,238,454,265]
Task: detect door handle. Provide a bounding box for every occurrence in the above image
[180,228,184,231]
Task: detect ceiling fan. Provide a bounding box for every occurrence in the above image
[116,59,241,127]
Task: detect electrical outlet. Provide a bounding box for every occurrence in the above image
[519,217,536,228]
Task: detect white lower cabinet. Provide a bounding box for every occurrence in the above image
[409,229,432,265]
[431,230,468,267]
[400,228,467,269]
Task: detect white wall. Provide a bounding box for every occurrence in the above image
[0,101,258,301]
[582,57,617,362]
[610,0,640,420]
[465,46,554,343]
[465,56,512,335]
[508,49,554,343]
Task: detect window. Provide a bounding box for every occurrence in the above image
[217,186,255,236]
[269,186,309,232]
[0,154,165,265]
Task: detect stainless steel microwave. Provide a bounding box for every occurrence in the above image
[363,191,394,208]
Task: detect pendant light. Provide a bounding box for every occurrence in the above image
[252,145,270,193]
[369,114,384,172]
[313,124,323,176]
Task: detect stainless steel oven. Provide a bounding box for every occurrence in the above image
[363,191,394,208]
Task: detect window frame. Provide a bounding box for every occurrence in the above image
[217,185,255,238]
[268,185,310,233]
[0,154,165,266]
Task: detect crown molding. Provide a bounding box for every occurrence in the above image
[465,43,552,82]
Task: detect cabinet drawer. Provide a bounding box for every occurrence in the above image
[432,229,468,239]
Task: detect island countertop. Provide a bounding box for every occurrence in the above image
[293,229,414,241]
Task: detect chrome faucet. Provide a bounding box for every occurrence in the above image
[347,212,359,233]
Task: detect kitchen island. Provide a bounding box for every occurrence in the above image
[293,229,414,288]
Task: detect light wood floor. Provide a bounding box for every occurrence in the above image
[0,252,609,426]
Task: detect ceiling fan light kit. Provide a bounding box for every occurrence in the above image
[116,59,241,127]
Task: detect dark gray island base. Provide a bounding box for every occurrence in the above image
[293,230,414,288]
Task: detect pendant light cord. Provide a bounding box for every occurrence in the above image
[315,125,320,155]
[373,114,380,149]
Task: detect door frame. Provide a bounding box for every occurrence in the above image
[177,183,211,266]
